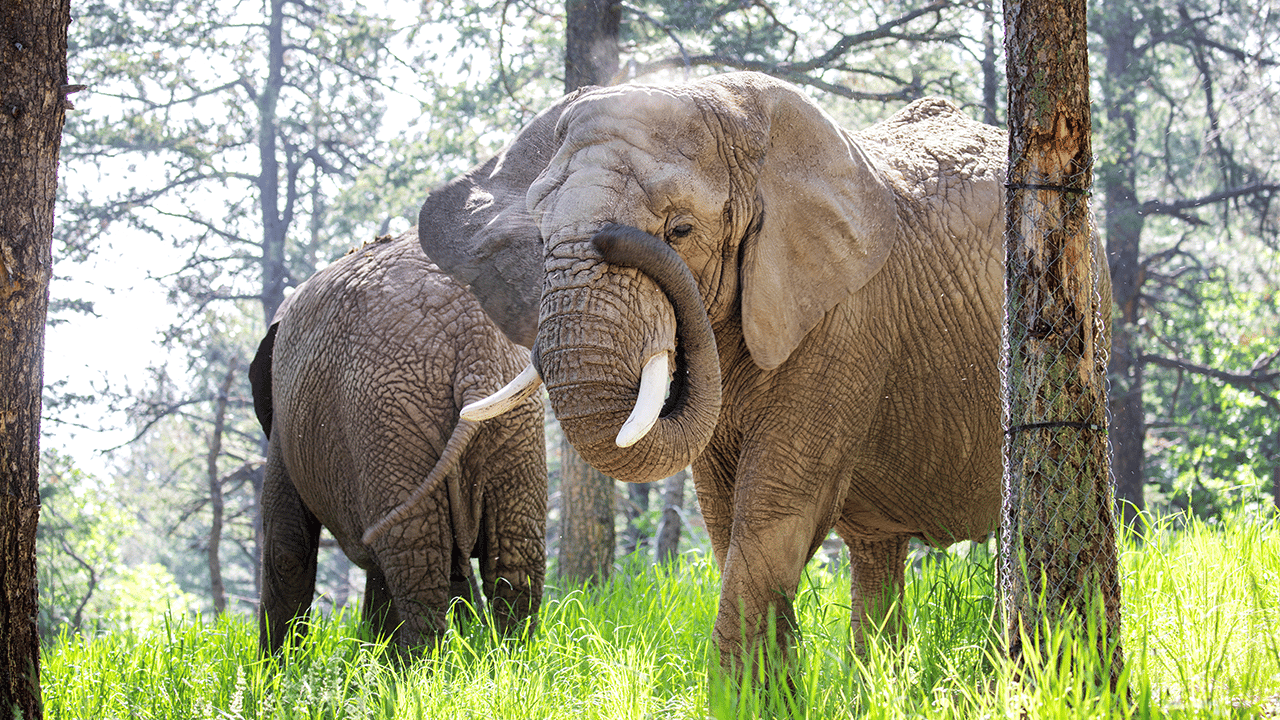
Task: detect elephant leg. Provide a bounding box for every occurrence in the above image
[449,543,481,625]
[259,448,322,655]
[691,434,738,572]
[712,481,830,683]
[362,565,401,641]
[844,534,909,654]
[371,512,454,652]
[476,486,546,638]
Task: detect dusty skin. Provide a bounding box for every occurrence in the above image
[418,71,1105,678]
[250,231,546,655]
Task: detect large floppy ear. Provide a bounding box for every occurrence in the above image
[735,76,900,371]
[418,90,588,346]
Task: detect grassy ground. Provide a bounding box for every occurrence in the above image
[42,511,1280,719]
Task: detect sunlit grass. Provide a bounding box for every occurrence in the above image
[42,511,1280,718]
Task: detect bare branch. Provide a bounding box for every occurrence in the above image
[1139,183,1280,220]
[1143,352,1280,389]
[627,1,951,99]
[789,0,953,73]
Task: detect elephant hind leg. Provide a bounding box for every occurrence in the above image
[362,566,401,641]
[844,534,909,655]
[475,493,545,639]
[448,544,482,625]
[259,451,323,655]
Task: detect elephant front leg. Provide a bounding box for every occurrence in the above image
[844,535,908,654]
[712,506,825,687]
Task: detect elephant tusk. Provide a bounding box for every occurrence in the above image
[460,362,543,421]
[616,352,671,448]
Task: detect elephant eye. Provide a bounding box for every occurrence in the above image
[669,223,693,239]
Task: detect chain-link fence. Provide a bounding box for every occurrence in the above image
[1001,164,1124,683]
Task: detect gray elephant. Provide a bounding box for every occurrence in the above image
[420,72,1080,673]
[248,230,546,655]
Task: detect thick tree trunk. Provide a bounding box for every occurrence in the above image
[1097,2,1146,527]
[207,359,238,616]
[1,0,70,713]
[557,438,615,586]
[621,482,651,558]
[654,469,687,564]
[565,0,620,91]
[1003,0,1124,686]
[981,0,998,126]
[257,0,289,328]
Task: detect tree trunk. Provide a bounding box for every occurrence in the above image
[258,0,289,327]
[981,0,999,126]
[207,358,237,616]
[1003,0,1124,686]
[621,482,651,558]
[557,438,615,586]
[654,469,687,564]
[1,0,70,713]
[564,0,620,91]
[1097,1,1146,527]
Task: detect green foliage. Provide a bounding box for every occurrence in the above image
[41,514,1280,718]
[1090,0,1280,517]
[1144,274,1279,517]
[37,450,197,639]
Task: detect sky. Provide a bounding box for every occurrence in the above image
[43,232,183,477]
[41,6,446,479]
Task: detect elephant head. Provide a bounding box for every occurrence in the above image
[419,72,899,484]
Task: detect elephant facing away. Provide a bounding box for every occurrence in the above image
[249,230,547,655]
[420,72,1109,675]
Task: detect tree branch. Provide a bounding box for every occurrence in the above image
[1143,352,1280,393]
[1139,183,1280,220]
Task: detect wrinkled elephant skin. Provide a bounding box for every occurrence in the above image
[417,72,1110,675]
[250,231,546,655]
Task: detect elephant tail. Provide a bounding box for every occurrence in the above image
[361,417,482,545]
[248,323,279,439]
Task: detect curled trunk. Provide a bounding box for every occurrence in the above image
[535,225,722,483]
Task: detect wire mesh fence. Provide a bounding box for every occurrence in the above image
[1000,162,1125,682]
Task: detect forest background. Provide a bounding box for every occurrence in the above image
[37,0,1279,635]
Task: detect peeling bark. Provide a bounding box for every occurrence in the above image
[557,440,614,586]
[654,469,687,564]
[1003,0,1125,686]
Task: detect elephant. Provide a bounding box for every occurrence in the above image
[248,230,547,655]
[419,72,1099,674]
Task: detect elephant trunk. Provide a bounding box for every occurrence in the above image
[535,224,722,483]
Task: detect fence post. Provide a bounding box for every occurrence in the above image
[1002,0,1125,685]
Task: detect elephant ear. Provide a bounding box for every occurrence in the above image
[735,76,900,371]
[418,90,588,347]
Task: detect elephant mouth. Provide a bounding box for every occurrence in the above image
[663,336,689,417]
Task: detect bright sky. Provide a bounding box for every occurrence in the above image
[41,4,465,479]
[43,232,183,477]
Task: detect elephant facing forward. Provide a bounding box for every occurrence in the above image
[249,230,546,654]
[420,72,1109,674]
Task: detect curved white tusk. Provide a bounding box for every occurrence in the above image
[616,352,671,448]
[461,363,543,421]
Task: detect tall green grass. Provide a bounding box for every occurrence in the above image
[42,512,1279,719]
